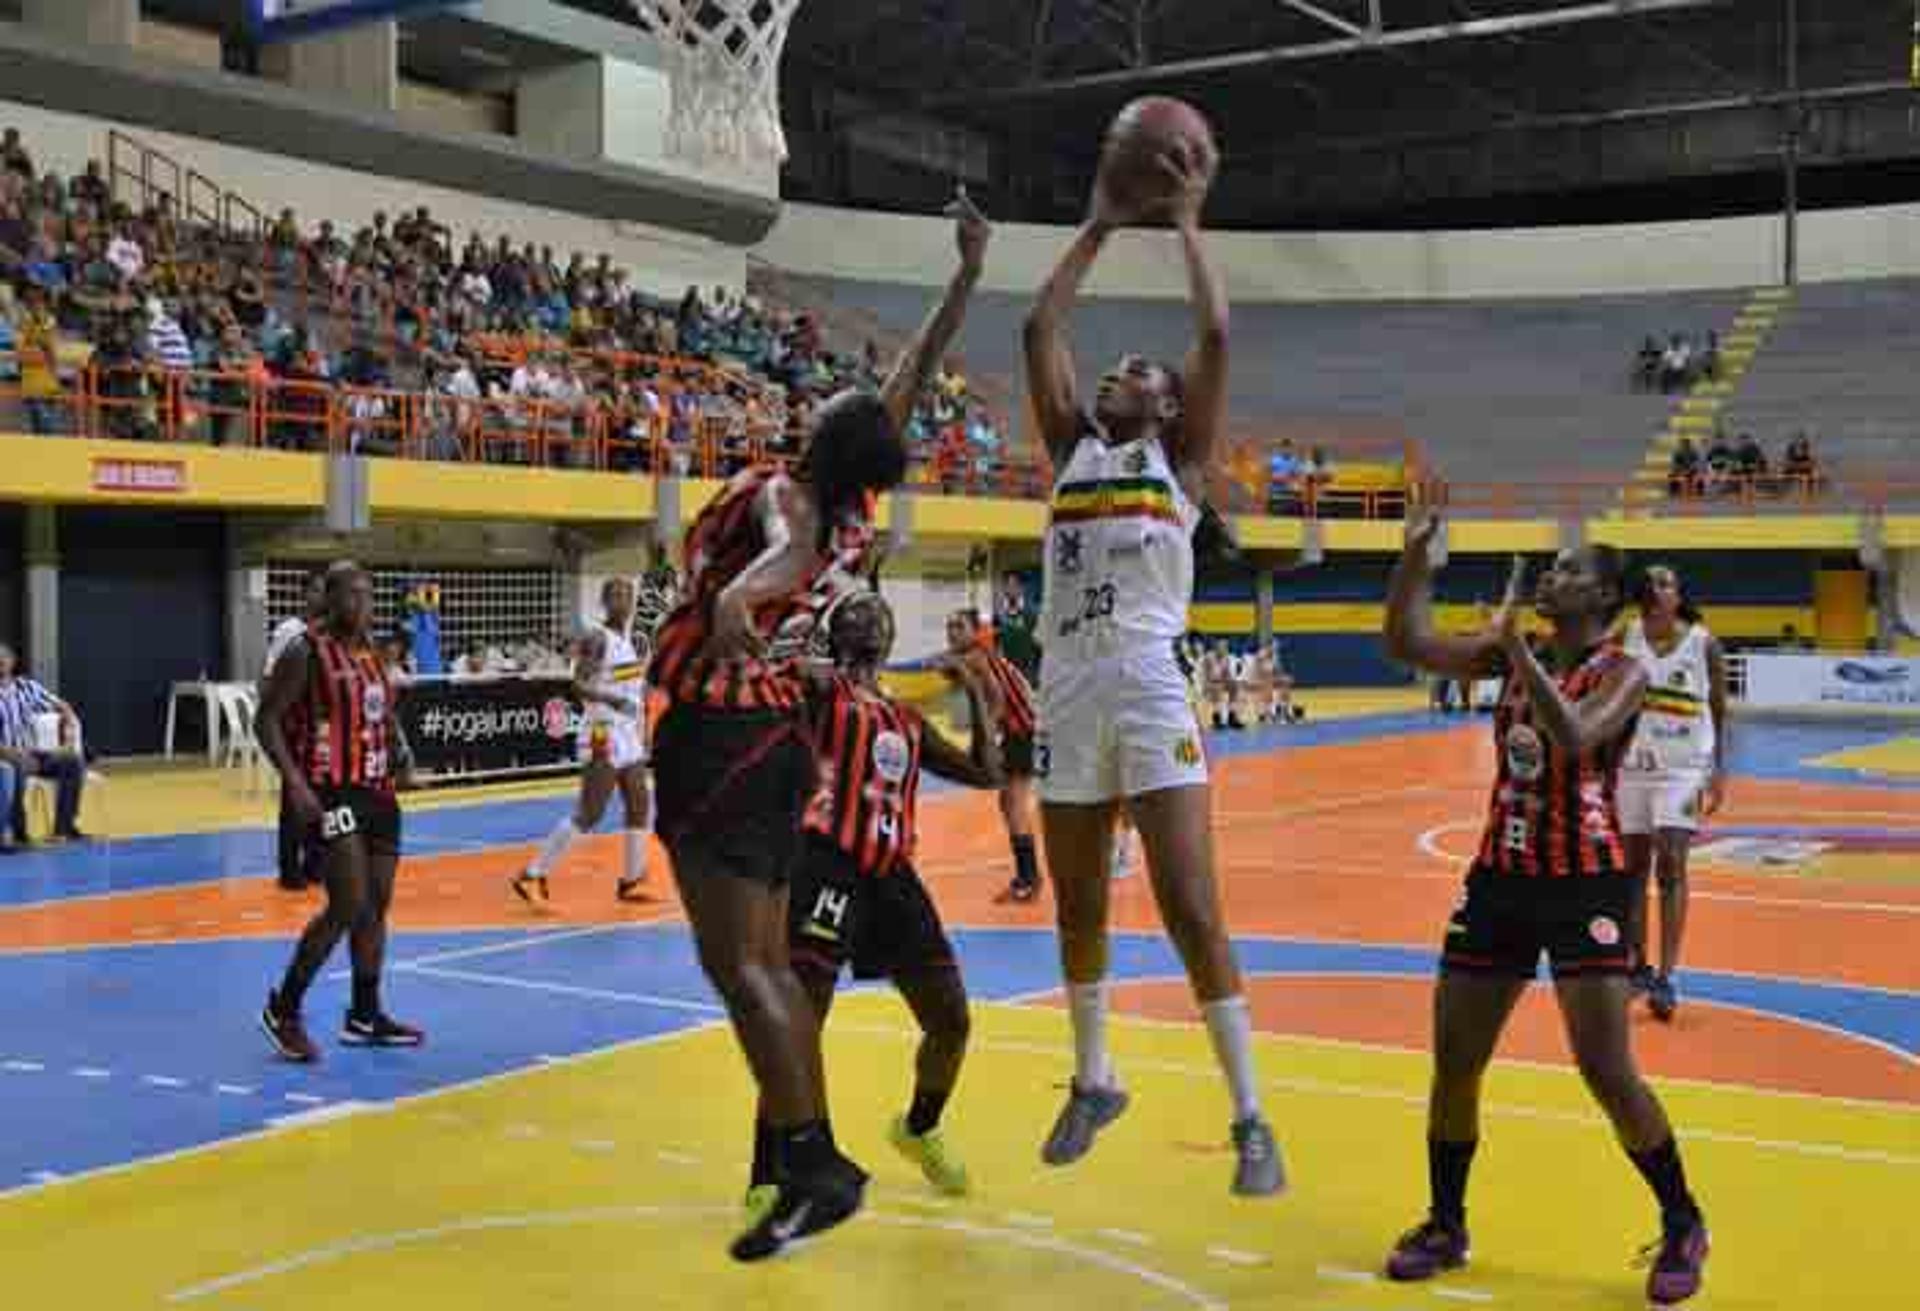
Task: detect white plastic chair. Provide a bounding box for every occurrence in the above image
[215,683,270,794]
[20,711,108,841]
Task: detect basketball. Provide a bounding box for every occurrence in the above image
[1097,96,1218,218]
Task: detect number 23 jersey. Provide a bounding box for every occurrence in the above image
[1040,421,1200,665]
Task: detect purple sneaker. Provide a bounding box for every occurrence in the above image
[1385,1217,1469,1281]
[1641,1215,1710,1306]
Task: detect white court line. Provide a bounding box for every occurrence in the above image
[141,1075,188,1089]
[1206,1245,1265,1266]
[0,1021,730,1204]
[1433,1288,1497,1303]
[71,1067,111,1080]
[822,1018,1920,1167]
[2,1059,45,1073]
[214,1084,255,1097]
[401,923,647,969]
[1314,1264,1375,1284]
[165,1205,1228,1309]
[1416,817,1920,916]
[400,964,724,1014]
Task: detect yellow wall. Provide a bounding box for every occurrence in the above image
[368,460,655,523]
[0,434,323,509]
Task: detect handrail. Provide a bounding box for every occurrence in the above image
[6,350,1906,520]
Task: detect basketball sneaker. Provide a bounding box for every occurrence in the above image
[729,1153,867,1263]
[341,1011,425,1047]
[260,990,319,1064]
[1639,1213,1710,1306]
[1229,1114,1286,1196]
[992,879,1039,905]
[1041,1081,1129,1165]
[742,1184,779,1228]
[1648,972,1679,1023]
[1385,1216,1470,1281]
[510,871,549,905]
[615,876,654,904]
[889,1114,970,1196]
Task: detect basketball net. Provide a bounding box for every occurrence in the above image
[629,0,802,169]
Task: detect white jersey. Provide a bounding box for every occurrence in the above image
[1040,425,1200,667]
[584,623,646,730]
[1623,619,1717,775]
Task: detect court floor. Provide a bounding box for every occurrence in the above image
[1,709,1913,1309]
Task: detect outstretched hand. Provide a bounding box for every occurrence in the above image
[1404,475,1447,555]
[947,186,991,275]
[1491,555,1529,654]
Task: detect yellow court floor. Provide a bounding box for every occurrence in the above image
[8,995,1911,1311]
[1808,734,1920,779]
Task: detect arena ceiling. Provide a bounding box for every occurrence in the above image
[762,0,1920,226]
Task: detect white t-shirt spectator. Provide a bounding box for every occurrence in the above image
[106,234,145,283]
[458,270,492,308]
[264,616,308,676]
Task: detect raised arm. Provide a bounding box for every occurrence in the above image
[1164,147,1228,487]
[1382,490,1503,679]
[1024,222,1109,468]
[705,479,825,661]
[1501,627,1648,757]
[879,188,990,439]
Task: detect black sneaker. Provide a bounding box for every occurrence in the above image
[1629,964,1657,997]
[1648,973,1679,1023]
[728,1154,867,1262]
[261,990,319,1064]
[341,1011,425,1047]
[1385,1215,1470,1281]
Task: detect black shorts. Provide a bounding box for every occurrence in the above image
[1441,866,1635,980]
[789,836,957,982]
[312,785,402,859]
[1002,731,1036,779]
[652,702,815,887]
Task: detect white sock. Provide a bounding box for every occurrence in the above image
[1067,982,1114,1090]
[1202,995,1262,1121]
[621,827,649,885]
[529,818,579,878]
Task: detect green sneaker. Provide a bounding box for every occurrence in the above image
[889,1114,971,1196]
[742,1184,778,1228]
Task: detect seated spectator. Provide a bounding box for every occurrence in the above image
[1734,431,1769,494]
[1703,427,1736,495]
[1,127,35,182]
[145,296,193,373]
[1660,334,1693,392]
[1699,330,1721,381]
[105,224,144,285]
[1780,432,1823,495]
[69,160,109,214]
[1266,438,1302,512]
[1667,435,1702,498]
[1633,335,1662,391]
[0,641,86,845]
[15,285,64,435]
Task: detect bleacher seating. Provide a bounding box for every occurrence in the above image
[1714,277,1920,486]
[767,271,1750,486]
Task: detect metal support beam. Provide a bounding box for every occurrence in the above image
[1783,0,1801,286]
[916,0,1727,109]
[1276,0,1368,41]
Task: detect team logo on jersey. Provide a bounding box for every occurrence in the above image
[1054,528,1084,576]
[1670,669,1689,688]
[361,682,387,724]
[1588,915,1621,947]
[1124,446,1149,475]
[1172,734,1203,767]
[1504,724,1545,783]
[872,730,911,785]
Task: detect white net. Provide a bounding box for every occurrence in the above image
[630,0,803,169]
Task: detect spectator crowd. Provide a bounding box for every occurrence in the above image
[1667,427,1826,500]
[0,125,1010,483]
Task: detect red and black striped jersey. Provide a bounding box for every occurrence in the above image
[1476,642,1636,878]
[649,466,876,712]
[294,626,397,793]
[803,675,925,878]
[974,644,1036,738]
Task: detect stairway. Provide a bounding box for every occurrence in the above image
[1623,286,1794,512]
